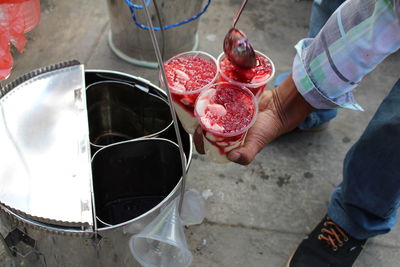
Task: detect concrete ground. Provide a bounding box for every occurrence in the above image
[1,0,400,266]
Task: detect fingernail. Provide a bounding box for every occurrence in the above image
[228,151,240,162]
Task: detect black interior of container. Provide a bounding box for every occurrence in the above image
[92,139,183,226]
[85,71,191,160]
[85,71,191,226]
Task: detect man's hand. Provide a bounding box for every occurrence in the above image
[193,74,315,165]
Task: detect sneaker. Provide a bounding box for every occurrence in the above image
[287,216,367,267]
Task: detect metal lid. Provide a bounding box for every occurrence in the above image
[0,61,94,229]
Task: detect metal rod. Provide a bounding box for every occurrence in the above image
[141,0,187,213]
[231,0,249,28]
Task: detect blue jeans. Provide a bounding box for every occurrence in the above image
[328,79,400,239]
[310,0,400,240]
[296,0,345,129]
[308,0,346,38]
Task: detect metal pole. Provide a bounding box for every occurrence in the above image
[140,0,188,213]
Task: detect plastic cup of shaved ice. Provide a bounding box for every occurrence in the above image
[194,82,258,163]
[217,50,275,99]
[161,51,218,134]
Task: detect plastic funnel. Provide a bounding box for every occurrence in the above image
[129,198,193,267]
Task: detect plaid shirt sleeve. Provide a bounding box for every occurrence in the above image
[292,0,400,110]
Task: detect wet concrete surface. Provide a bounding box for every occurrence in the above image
[1,0,400,266]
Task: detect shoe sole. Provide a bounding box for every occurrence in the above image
[285,238,370,267]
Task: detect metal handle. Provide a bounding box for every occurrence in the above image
[140,0,188,214]
[231,0,249,28]
[0,231,14,258]
[2,228,47,266]
[4,228,36,258]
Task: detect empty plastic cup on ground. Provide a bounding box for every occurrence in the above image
[180,188,205,226]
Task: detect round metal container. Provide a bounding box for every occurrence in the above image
[106,0,205,68]
[86,80,172,154]
[0,64,193,266]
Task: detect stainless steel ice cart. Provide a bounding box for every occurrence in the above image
[0,61,192,267]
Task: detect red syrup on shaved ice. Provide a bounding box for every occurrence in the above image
[195,82,258,163]
[218,50,275,98]
[162,51,218,134]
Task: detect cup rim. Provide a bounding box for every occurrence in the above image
[217,50,276,88]
[161,50,219,96]
[194,82,259,137]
